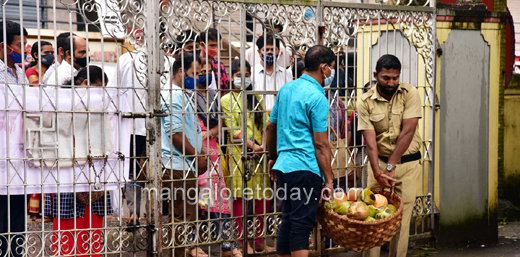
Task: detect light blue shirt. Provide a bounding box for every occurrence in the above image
[161,85,202,171]
[269,74,329,181]
[0,59,29,85]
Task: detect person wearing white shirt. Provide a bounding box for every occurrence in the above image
[108,50,148,229]
[42,32,76,85]
[46,35,88,86]
[0,20,30,257]
[245,22,292,69]
[252,33,293,111]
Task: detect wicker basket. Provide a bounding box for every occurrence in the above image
[317,190,404,252]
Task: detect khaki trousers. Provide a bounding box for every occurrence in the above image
[162,169,198,257]
[363,159,421,257]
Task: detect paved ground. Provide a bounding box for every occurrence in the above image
[333,222,520,257]
[26,206,520,257]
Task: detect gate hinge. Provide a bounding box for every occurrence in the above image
[122,110,168,118]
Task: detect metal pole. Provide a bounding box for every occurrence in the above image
[240,6,249,256]
[146,0,162,256]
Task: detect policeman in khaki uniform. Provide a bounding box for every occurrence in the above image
[358,54,422,257]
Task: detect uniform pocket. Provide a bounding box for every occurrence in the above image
[370,113,388,133]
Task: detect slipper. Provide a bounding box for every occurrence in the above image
[185,247,208,257]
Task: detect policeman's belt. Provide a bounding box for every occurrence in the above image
[378,151,421,164]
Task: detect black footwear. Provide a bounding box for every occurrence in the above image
[125,220,140,233]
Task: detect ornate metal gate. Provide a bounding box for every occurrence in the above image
[0,0,436,256]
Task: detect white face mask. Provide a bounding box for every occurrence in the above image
[233,77,252,89]
[323,65,335,88]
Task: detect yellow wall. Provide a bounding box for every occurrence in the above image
[355,23,433,200]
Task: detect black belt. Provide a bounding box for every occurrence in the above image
[378,152,421,164]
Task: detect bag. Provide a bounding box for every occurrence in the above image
[76,191,105,206]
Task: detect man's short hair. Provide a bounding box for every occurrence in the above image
[200,28,221,43]
[256,33,280,51]
[172,52,201,76]
[375,54,401,72]
[176,30,201,49]
[74,65,108,85]
[57,32,77,56]
[0,20,28,46]
[304,45,335,72]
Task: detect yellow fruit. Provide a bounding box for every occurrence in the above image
[360,188,376,205]
[347,201,370,220]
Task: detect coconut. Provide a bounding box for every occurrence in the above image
[373,194,388,208]
[368,205,378,218]
[364,216,376,222]
[387,204,397,214]
[335,201,351,215]
[334,191,349,205]
[359,188,376,205]
[347,201,370,220]
[347,188,362,201]
[375,207,393,220]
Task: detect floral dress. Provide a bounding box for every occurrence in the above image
[221,92,271,200]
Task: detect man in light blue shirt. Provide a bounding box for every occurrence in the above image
[160,52,208,257]
[266,45,335,257]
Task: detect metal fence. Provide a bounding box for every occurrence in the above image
[0,0,436,256]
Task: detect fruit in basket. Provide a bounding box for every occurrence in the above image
[347,188,362,201]
[364,216,376,222]
[335,201,352,215]
[324,201,332,210]
[347,201,370,220]
[368,205,378,218]
[334,191,349,205]
[359,188,376,205]
[375,207,393,220]
[373,194,388,208]
[387,204,397,214]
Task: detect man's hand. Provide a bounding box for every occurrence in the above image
[268,160,277,182]
[321,182,334,201]
[375,172,396,189]
[201,131,208,140]
[197,155,208,174]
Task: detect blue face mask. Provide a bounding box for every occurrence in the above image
[7,46,26,64]
[198,73,213,88]
[323,65,335,88]
[261,53,276,66]
[196,50,201,57]
[233,77,252,89]
[40,54,55,67]
[184,75,200,89]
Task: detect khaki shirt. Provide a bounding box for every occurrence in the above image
[357,82,422,157]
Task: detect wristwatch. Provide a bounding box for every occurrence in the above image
[386,163,396,171]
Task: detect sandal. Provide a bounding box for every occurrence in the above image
[185,247,209,257]
[223,248,243,257]
[125,214,140,233]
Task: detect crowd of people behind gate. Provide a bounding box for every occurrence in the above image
[1,18,421,257]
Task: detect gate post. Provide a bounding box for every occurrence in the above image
[145,1,163,256]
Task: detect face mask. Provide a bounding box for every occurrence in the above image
[233,77,252,89]
[184,75,200,89]
[75,56,89,68]
[196,50,201,57]
[377,82,399,95]
[198,74,213,88]
[6,46,26,64]
[41,54,55,67]
[261,53,275,66]
[323,65,335,88]
[206,48,218,59]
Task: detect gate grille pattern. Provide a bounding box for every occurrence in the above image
[0,0,435,256]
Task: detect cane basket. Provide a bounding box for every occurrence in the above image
[316,190,404,252]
